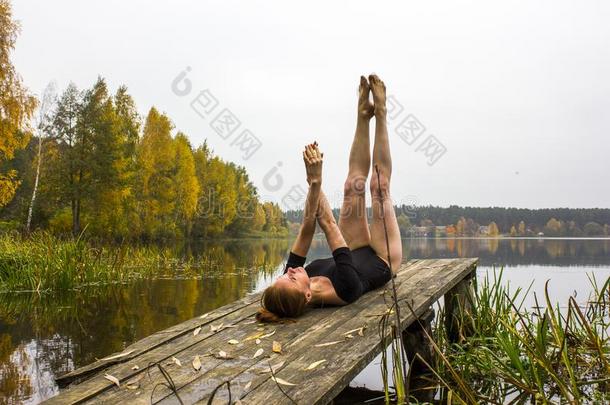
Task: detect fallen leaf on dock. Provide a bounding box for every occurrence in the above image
[228,339,239,345]
[193,327,202,336]
[131,365,139,370]
[271,376,296,386]
[101,350,134,361]
[104,373,120,387]
[199,313,210,319]
[253,348,264,359]
[192,355,202,371]
[211,323,224,333]
[345,334,354,339]
[255,339,261,345]
[244,381,252,390]
[260,330,276,339]
[218,350,228,358]
[314,340,343,347]
[244,331,265,341]
[172,356,182,367]
[304,359,327,370]
[272,341,282,353]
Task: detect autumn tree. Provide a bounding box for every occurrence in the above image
[510,225,517,237]
[518,221,526,236]
[173,133,199,237]
[0,0,37,207]
[137,107,176,238]
[488,221,499,236]
[48,83,84,234]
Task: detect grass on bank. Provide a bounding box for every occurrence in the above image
[0,231,189,292]
[380,269,610,404]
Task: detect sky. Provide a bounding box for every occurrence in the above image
[11,0,610,209]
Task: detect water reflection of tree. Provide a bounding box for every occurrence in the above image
[403,238,610,267]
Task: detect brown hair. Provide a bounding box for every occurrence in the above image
[255,284,308,323]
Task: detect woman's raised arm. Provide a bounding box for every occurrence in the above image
[289,143,323,257]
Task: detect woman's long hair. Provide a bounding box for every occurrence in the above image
[256,284,308,323]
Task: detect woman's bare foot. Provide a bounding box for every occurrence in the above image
[358,76,374,121]
[368,74,387,119]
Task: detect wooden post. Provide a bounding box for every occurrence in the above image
[444,270,476,344]
[402,307,436,403]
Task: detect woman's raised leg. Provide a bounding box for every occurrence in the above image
[368,74,403,273]
[338,76,374,250]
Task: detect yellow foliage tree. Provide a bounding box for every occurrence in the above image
[174,133,199,237]
[0,0,37,207]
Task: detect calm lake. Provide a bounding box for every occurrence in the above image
[1,237,609,404]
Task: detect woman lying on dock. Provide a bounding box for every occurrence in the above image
[257,74,403,322]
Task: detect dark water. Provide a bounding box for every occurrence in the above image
[1,238,609,404]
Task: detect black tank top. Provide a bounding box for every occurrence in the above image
[284,246,392,303]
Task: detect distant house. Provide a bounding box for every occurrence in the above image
[435,226,447,237]
[412,226,429,237]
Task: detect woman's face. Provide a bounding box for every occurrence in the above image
[274,267,311,298]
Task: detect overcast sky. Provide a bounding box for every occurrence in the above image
[12,0,610,209]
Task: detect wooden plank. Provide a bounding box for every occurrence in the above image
[241,258,477,405]
[87,259,432,405]
[148,260,435,404]
[45,258,478,405]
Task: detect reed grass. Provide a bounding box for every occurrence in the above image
[379,268,610,403]
[0,231,192,292]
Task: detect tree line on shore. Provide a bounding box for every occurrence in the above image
[1,79,287,239]
[286,205,610,237]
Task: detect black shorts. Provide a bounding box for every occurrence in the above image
[351,245,392,293]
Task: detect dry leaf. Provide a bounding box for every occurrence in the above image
[244,331,265,341]
[211,323,224,332]
[272,341,282,353]
[131,365,139,370]
[255,339,261,345]
[228,339,239,345]
[193,327,202,336]
[271,376,296,386]
[253,348,264,359]
[104,373,120,387]
[314,340,343,347]
[260,330,276,339]
[358,327,365,337]
[192,355,202,371]
[244,381,252,390]
[172,356,182,367]
[101,350,134,361]
[214,350,233,360]
[199,313,210,319]
[126,383,139,390]
[304,359,327,370]
[345,334,354,339]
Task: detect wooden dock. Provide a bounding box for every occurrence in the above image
[46,258,478,404]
